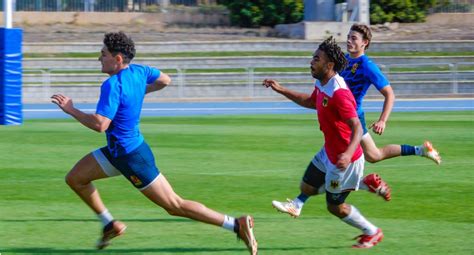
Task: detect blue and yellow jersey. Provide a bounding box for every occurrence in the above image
[340,54,390,114]
[96,64,161,157]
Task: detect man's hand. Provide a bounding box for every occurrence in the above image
[369,120,386,135]
[51,94,74,115]
[262,79,284,93]
[336,153,351,170]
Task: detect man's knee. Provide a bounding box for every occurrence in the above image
[65,168,92,189]
[326,203,349,218]
[65,170,79,188]
[300,181,320,196]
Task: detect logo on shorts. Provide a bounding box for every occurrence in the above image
[130,175,143,187]
[351,63,359,74]
[322,97,329,107]
[330,180,339,189]
[331,193,341,201]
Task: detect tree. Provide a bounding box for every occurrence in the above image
[218,0,303,28]
[370,0,441,24]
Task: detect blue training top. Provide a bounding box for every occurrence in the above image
[96,64,161,157]
[340,54,389,115]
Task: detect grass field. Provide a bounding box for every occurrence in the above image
[0,111,473,255]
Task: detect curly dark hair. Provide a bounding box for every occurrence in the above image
[317,36,347,73]
[350,24,372,50]
[103,32,136,64]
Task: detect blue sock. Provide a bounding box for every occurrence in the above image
[401,144,416,156]
[297,193,309,203]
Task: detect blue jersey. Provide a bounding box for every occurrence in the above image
[340,54,389,114]
[96,64,161,157]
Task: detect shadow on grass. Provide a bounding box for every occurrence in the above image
[0,218,190,223]
[1,245,335,254]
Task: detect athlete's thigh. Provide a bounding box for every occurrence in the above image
[302,161,326,194]
[140,174,181,208]
[361,132,380,158]
[67,152,109,183]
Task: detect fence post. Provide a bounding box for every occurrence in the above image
[449,63,458,94]
[42,69,51,101]
[177,68,185,98]
[247,67,254,98]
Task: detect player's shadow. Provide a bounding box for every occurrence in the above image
[0,218,189,223]
[2,245,341,253]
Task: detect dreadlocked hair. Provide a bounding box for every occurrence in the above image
[103,32,136,64]
[350,24,372,50]
[318,36,347,73]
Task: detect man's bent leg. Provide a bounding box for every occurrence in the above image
[141,174,257,254]
[361,133,402,163]
[65,152,110,214]
[65,152,126,249]
[141,174,226,225]
[326,193,382,249]
[272,161,325,217]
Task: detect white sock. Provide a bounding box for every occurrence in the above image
[97,209,114,226]
[222,215,236,232]
[341,205,378,235]
[415,146,422,156]
[293,198,305,209]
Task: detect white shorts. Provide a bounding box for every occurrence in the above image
[92,149,121,177]
[311,147,364,194]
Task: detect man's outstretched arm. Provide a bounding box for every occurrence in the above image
[51,94,111,132]
[262,79,315,109]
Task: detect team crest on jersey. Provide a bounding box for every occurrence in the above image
[322,97,329,107]
[351,63,359,73]
[130,175,142,186]
[330,180,339,189]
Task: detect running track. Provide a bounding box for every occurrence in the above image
[23,99,474,119]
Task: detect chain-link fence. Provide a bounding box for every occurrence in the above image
[428,0,473,13]
[1,0,218,12]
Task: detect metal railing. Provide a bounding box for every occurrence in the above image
[2,0,218,12]
[22,61,474,102]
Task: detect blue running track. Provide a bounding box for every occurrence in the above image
[23,99,474,119]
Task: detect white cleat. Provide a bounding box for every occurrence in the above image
[272,199,301,218]
[421,141,441,165]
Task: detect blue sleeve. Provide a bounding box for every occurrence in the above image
[366,60,390,91]
[96,80,120,120]
[144,65,161,84]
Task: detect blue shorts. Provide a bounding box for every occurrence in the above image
[93,141,160,190]
[358,112,368,135]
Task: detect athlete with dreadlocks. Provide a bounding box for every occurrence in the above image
[270,24,443,224]
[263,37,384,248]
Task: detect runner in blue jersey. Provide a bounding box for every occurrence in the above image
[51,32,257,254]
[341,24,441,166]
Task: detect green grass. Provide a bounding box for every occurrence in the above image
[0,111,473,254]
[24,51,474,58]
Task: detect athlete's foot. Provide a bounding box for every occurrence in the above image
[236,215,258,255]
[352,228,384,248]
[363,173,391,201]
[96,220,127,250]
[272,199,301,217]
[421,141,441,165]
